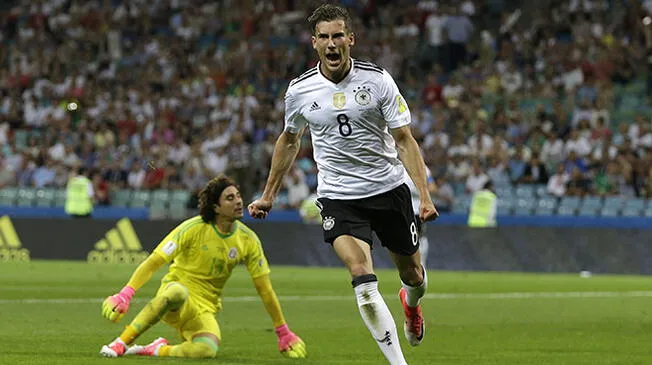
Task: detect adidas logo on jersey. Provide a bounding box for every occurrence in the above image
[87,218,149,264]
[0,216,30,262]
[309,102,321,111]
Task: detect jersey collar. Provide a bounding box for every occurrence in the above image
[317,58,355,86]
[211,221,238,239]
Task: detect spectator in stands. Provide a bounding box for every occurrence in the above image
[547,164,570,198]
[566,167,592,197]
[92,171,111,206]
[432,174,455,213]
[466,160,489,193]
[507,146,527,183]
[127,161,146,190]
[521,154,549,185]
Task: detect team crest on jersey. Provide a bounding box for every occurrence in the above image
[332,92,346,109]
[354,86,371,106]
[228,247,238,259]
[323,216,335,231]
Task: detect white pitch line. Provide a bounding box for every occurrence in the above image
[2,291,652,304]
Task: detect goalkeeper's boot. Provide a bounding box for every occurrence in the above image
[399,287,425,346]
[125,337,168,356]
[100,338,128,357]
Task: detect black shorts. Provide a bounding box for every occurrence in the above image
[317,184,420,256]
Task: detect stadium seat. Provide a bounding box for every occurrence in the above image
[600,207,620,217]
[495,186,514,198]
[131,191,151,208]
[534,184,549,197]
[580,196,603,209]
[170,190,191,206]
[624,198,646,210]
[515,185,535,199]
[111,189,133,208]
[53,189,67,207]
[0,187,18,206]
[603,196,625,209]
[559,197,581,209]
[16,188,37,207]
[149,202,168,220]
[557,206,576,216]
[168,202,187,220]
[621,206,642,217]
[513,206,533,216]
[452,195,472,214]
[35,189,55,207]
[644,208,652,218]
[515,198,535,212]
[13,130,28,149]
[534,206,555,216]
[577,206,599,217]
[496,197,514,215]
[537,197,557,210]
[151,189,171,207]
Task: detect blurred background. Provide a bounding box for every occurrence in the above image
[1,0,652,220]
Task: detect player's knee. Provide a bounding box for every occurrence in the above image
[162,283,189,307]
[400,264,423,287]
[191,342,218,358]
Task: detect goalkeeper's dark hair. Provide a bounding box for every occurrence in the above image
[308,4,353,35]
[198,174,239,223]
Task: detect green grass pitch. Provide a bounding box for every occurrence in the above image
[1,261,652,364]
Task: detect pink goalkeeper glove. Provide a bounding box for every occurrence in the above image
[275,324,307,358]
[101,286,135,323]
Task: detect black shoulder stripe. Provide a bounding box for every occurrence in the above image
[297,67,317,78]
[355,60,383,71]
[290,69,318,86]
[355,65,384,74]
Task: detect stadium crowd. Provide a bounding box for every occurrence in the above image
[1,0,652,212]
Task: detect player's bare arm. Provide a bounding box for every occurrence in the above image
[391,125,439,222]
[249,128,304,219]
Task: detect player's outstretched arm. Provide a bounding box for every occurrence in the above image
[249,129,304,219]
[253,275,307,358]
[391,125,439,222]
[101,253,166,323]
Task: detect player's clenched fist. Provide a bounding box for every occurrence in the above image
[275,324,307,358]
[248,198,273,219]
[101,286,135,322]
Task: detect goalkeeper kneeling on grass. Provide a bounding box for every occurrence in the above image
[99,175,306,359]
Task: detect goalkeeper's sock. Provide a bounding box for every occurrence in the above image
[401,266,427,307]
[159,338,218,358]
[353,274,407,365]
[121,282,189,344]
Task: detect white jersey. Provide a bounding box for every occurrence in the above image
[405,166,434,215]
[284,59,411,200]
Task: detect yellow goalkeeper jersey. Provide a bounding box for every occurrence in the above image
[153,216,271,313]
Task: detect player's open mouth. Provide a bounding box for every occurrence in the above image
[326,53,341,64]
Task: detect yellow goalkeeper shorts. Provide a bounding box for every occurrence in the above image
[158,285,222,342]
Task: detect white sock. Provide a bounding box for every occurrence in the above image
[401,266,427,307]
[419,234,429,267]
[354,280,407,365]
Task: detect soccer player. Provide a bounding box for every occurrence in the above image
[248,5,438,365]
[405,166,437,267]
[99,175,306,359]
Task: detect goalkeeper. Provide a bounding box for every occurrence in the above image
[99,175,306,359]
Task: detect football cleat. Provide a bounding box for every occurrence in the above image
[125,337,168,356]
[100,339,128,357]
[399,287,425,346]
